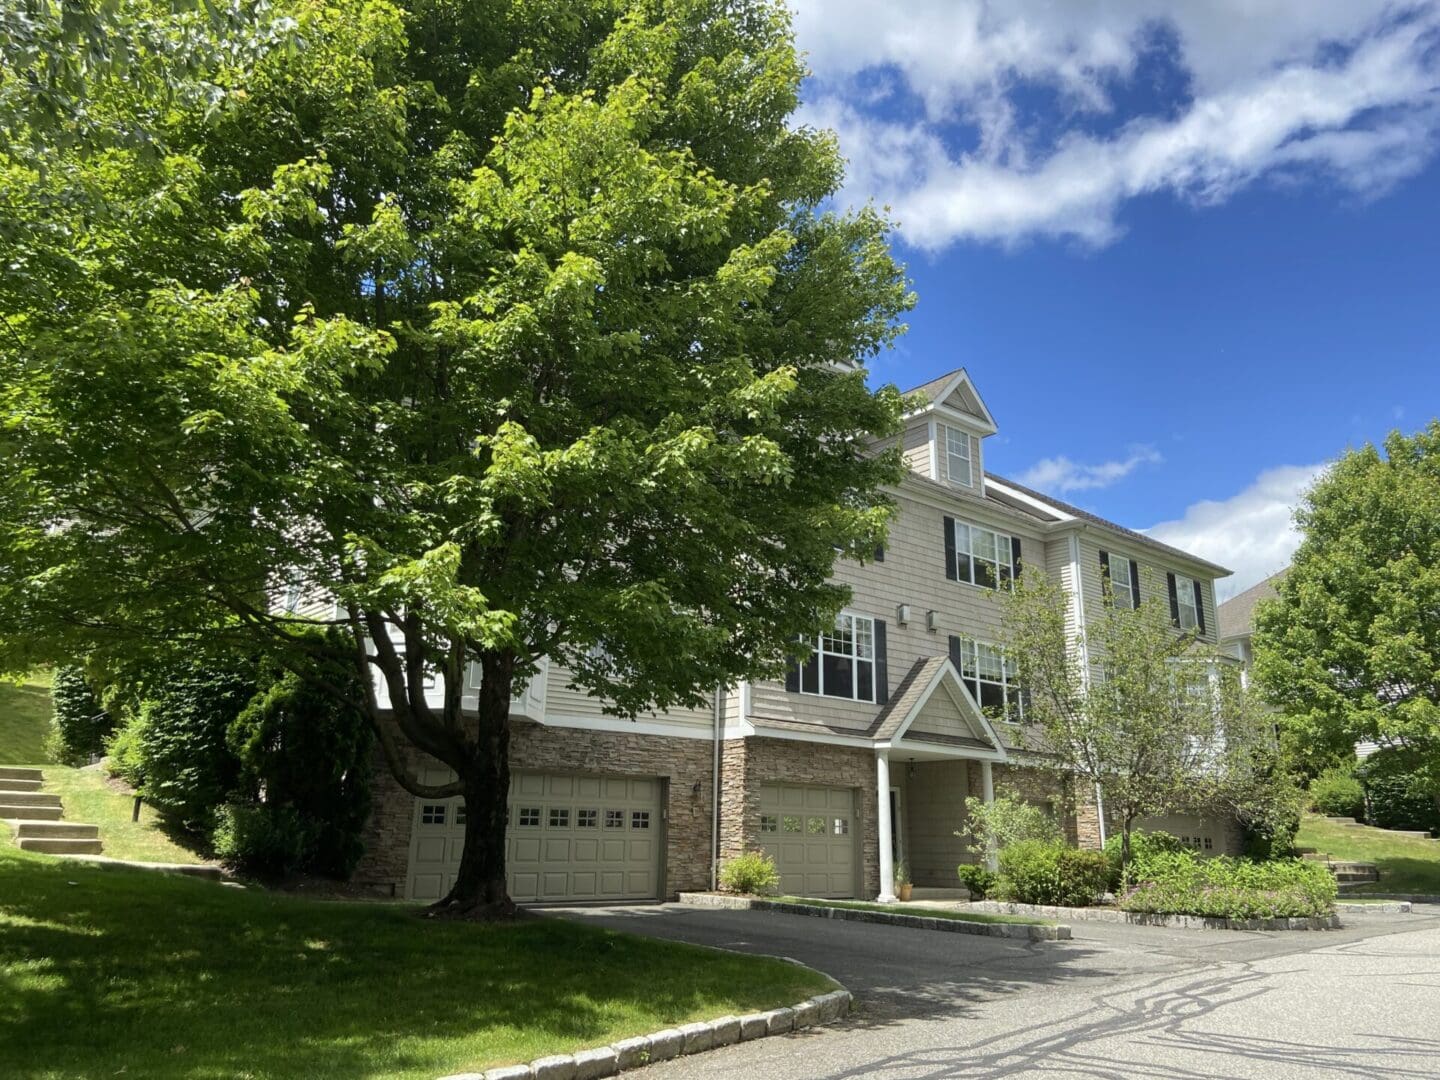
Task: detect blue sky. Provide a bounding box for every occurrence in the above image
[790,1,1440,597]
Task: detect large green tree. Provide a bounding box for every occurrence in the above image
[1254,424,1440,800]
[0,0,911,915]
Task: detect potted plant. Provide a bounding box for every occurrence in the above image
[894,860,913,902]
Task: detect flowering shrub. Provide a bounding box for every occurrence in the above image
[1119,853,1336,919]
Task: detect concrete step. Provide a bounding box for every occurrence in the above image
[0,767,43,783]
[0,804,62,820]
[0,778,43,793]
[17,837,103,855]
[1382,829,1434,839]
[14,821,98,840]
[0,791,62,808]
[1324,816,1360,825]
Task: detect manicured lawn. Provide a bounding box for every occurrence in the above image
[0,846,831,1079]
[1295,813,1440,895]
[777,895,1051,926]
[22,765,208,865]
[0,672,53,766]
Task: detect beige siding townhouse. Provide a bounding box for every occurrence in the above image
[354,368,1239,902]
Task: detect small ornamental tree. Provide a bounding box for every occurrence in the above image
[1254,423,1440,812]
[0,0,911,917]
[998,571,1284,875]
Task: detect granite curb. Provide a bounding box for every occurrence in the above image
[969,899,1342,931]
[677,891,1071,941]
[435,989,852,1080]
[1334,900,1413,913]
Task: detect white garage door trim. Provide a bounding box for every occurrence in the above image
[756,782,858,899]
[405,769,665,903]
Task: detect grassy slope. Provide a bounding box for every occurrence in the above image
[29,765,208,865]
[1296,812,1440,894]
[0,845,831,1080]
[0,672,53,766]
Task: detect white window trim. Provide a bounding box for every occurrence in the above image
[1109,557,1135,609]
[954,637,1025,722]
[1175,574,1200,630]
[941,423,973,488]
[798,611,877,704]
[952,518,1018,592]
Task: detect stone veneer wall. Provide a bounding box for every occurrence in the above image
[718,736,880,899]
[354,719,718,898]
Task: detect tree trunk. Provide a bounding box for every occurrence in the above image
[428,651,517,920]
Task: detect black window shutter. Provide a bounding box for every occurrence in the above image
[1011,536,1023,580]
[948,634,963,670]
[1193,580,1207,636]
[874,544,885,563]
[1166,572,1180,626]
[1098,550,1112,597]
[943,517,957,580]
[874,620,889,705]
[1128,559,1141,610]
[785,656,800,693]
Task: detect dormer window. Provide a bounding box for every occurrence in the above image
[942,424,972,488]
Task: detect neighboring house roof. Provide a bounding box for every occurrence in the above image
[986,473,1233,578]
[1217,568,1289,642]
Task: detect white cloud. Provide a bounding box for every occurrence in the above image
[1018,446,1163,493]
[792,2,1440,249]
[1145,464,1327,600]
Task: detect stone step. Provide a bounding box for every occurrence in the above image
[13,821,98,840]
[17,837,103,855]
[0,804,62,820]
[1382,829,1434,840]
[0,767,43,783]
[1324,816,1360,825]
[0,790,62,808]
[1334,871,1381,883]
[0,778,43,794]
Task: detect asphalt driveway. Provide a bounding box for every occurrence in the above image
[556,903,1440,1079]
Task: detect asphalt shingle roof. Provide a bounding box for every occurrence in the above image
[1217,568,1288,641]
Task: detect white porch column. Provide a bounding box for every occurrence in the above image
[876,750,896,902]
[980,759,998,872]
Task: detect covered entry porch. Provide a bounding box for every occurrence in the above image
[868,654,1009,901]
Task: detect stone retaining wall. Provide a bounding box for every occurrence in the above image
[970,899,1341,931]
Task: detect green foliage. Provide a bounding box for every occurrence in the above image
[893,859,910,887]
[48,664,112,765]
[1103,828,1187,889]
[1309,764,1365,819]
[718,850,779,895]
[1119,852,1336,919]
[1255,424,1440,799]
[960,794,1061,857]
[0,0,913,905]
[999,570,1286,877]
[227,645,372,877]
[994,841,1111,907]
[1357,752,1440,834]
[955,863,998,899]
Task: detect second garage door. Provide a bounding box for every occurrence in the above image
[756,782,857,898]
[406,770,664,903]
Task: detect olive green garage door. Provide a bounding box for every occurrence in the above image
[405,771,664,902]
[756,782,857,898]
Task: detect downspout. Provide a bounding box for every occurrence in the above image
[710,684,723,891]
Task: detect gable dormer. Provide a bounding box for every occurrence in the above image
[900,368,998,497]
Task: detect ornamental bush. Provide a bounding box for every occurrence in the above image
[1120,854,1336,919]
[719,851,780,895]
[1358,753,1440,834]
[955,863,998,899]
[1309,764,1365,819]
[213,803,314,878]
[1103,829,1188,889]
[49,664,113,764]
[994,841,1110,907]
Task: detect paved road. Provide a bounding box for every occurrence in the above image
[557,903,1440,1079]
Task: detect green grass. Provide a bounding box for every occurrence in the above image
[1295,812,1440,895]
[776,895,1051,926]
[19,765,208,865]
[0,672,53,766]
[0,845,830,1079]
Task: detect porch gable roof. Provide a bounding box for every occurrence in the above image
[868,655,1006,758]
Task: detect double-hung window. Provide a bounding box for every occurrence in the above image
[951,638,1025,720]
[942,424,973,488]
[797,613,876,703]
[1174,574,1199,630]
[947,518,1019,590]
[1101,551,1138,609]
